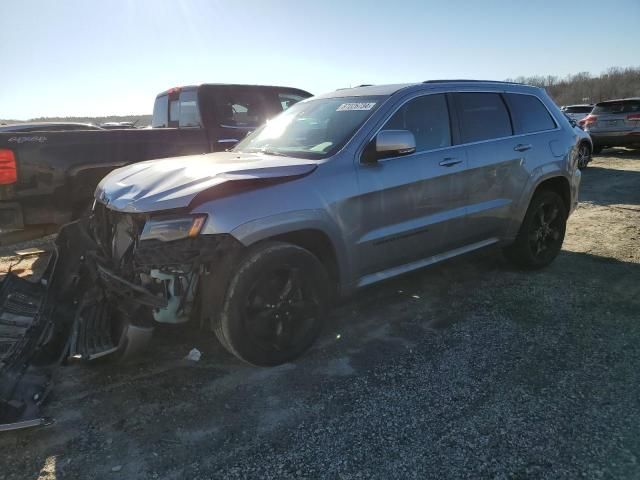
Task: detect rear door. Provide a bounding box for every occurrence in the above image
[453,91,553,244]
[151,88,210,155]
[354,93,469,280]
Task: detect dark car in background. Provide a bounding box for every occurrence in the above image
[580,97,640,153]
[0,84,311,243]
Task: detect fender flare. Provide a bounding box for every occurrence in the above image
[229,209,353,292]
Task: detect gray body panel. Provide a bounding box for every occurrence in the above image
[95,81,581,296]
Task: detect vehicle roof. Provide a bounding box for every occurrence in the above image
[155,84,312,97]
[314,80,542,99]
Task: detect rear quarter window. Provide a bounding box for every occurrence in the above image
[455,92,512,143]
[504,93,557,134]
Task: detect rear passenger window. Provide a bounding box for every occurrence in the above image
[505,93,556,134]
[214,90,268,128]
[382,94,451,152]
[455,93,512,143]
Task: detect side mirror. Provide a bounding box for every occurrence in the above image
[362,129,416,163]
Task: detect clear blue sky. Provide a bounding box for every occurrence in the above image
[1,0,638,119]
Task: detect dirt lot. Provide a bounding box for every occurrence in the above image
[1,150,639,479]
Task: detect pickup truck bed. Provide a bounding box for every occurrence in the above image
[1,127,211,229]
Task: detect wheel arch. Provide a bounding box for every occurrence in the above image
[230,210,351,295]
[534,175,572,212]
[506,172,574,240]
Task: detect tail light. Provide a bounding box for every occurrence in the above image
[0,149,17,185]
[581,115,598,127]
[627,113,640,121]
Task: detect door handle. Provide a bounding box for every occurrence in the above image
[439,158,462,167]
[514,143,532,152]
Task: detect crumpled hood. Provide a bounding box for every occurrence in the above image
[95,151,318,212]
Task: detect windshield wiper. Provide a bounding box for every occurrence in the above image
[260,149,292,157]
[239,147,293,157]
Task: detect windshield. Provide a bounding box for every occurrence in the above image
[233,96,385,159]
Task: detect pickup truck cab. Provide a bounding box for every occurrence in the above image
[0,84,311,242]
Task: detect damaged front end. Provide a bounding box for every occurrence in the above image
[0,202,241,431]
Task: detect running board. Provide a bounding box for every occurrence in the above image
[356,238,499,288]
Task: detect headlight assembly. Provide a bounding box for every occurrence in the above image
[140,214,207,242]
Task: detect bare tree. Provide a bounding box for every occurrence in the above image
[508,66,640,105]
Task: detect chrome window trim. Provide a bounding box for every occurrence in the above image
[220,124,255,130]
[357,89,562,164]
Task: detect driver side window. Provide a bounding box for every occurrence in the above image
[383,94,451,152]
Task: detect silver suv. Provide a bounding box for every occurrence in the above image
[56,81,582,366]
[581,97,640,153]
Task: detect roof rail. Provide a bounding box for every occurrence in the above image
[422,79,520,84]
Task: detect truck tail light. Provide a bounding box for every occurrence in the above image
[0,149,17,185]
[626,113,640,121]
[581,115,598,127]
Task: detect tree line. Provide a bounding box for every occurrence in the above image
[506,66,640,106]
[3,67,639,123]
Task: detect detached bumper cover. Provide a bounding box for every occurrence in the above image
[0,216,243,431]
[0,264,56,431]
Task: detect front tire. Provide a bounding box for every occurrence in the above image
[504,190,567,269]
[214,242,329,366]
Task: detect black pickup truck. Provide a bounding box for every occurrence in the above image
[0,84,311,241]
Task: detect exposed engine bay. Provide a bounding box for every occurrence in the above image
[0,203,242,431]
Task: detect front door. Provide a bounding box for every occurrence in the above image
[353,93,469,282]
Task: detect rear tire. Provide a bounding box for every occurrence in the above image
[503,190,567,270]
[214,242,328,366]
[577,142,591,169]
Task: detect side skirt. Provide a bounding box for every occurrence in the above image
[356,238,499,288]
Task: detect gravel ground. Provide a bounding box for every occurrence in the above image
[1,149,639,479]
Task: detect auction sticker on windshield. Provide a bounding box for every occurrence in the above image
[336,102,376,111]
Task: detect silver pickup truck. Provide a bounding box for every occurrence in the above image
[1,80,582,429]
